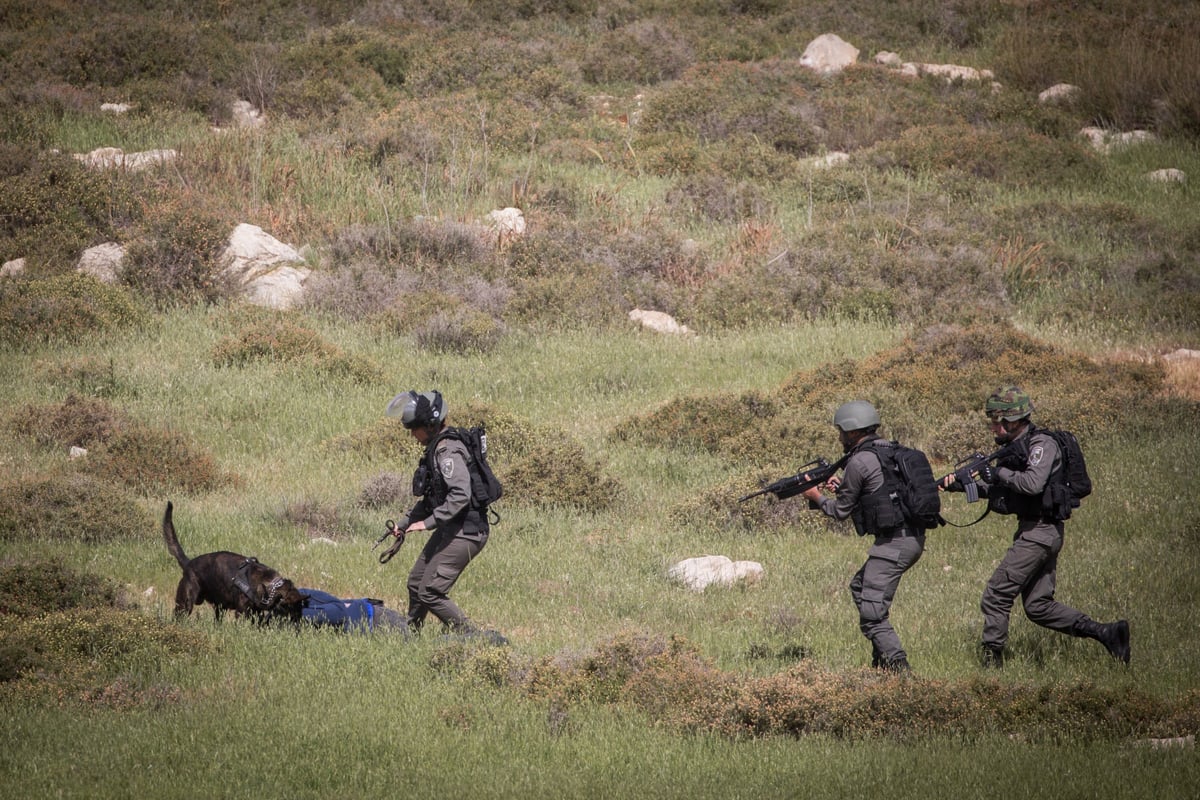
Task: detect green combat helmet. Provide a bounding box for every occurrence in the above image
[833,400,881,432]
[985,385,1033,421]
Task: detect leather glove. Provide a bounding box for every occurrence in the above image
[976,464,996,484]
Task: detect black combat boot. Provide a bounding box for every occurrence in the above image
[1073,618,1131,664]
[871,644,883,669]
[981,644,1004,668]
[883,656,911,674]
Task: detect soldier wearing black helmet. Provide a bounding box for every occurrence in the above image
[943,386,1130,668]
[385,389,490,635]
[801,400,925,672]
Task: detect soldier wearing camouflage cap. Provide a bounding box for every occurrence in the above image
[943,385,1130,667]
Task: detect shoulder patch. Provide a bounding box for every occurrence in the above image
[1028,445,1044,467]
[440,457,454,479]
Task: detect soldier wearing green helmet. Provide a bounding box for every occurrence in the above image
[801,400,925,672]
[943,385,1130,667]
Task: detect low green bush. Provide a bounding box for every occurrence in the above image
[0,559,127,617]
[0,151,135,271]
[0,473,153,544]
[0,273,148,348]
[0,606,208,709]
[212,317,383,383]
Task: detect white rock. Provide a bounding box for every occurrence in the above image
[1145,168,1185,183]
[231,100,265,128]
[1,258,25,278]
[629,308,691,335]
[799,34,859,75]
[74,147,177,171]
[1079,127,1157,153]
[76,242,126,284]
[1038,83,1080,104]
[100,102,132,113]
[668,555,764,592]
[241,265,311,310]
[69,446,88,459]
[802,151,850,169]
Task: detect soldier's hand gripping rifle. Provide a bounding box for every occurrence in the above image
[373,519,406,564]
[937,442,1018,503]
[738,455,849,503]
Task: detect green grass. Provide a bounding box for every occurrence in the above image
[3,1,1200,796]
[2,311,1199,799]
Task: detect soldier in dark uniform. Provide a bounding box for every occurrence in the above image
[802,401,925,672]
[385,390,490,635]
[943,386,1130,668]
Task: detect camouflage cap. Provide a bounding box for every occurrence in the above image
[985,385,1033,421]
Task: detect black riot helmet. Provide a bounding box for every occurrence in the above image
[386,390,446,430]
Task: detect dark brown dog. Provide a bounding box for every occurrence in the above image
[162,501,307,623]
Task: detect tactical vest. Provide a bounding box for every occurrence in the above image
[986,428,1058,520]
[849,438,908,536]
[420,432,488,534]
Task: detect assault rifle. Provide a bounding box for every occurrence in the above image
[937,442,1018,503]
[738,455,849,503]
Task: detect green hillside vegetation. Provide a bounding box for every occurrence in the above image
[1,1,1199,798]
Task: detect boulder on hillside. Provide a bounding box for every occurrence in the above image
[1,258,25,278]
[799,34,859,75]
[76,242,126,284]
[668,555,764,592]
[1038,83,1080,104]
[1146,168,1186,183]
[629,308,691,335]
[486,207,526,248]
[221,223,310,310]
[1079,127,1157,153]
[74,147,177,171]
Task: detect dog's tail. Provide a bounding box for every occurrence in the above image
[162,501,189,568]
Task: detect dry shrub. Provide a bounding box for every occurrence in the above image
[467,631,1191,741]
[86,426,234,496]
[0,473,153,544]
[326,418,420,460]
[358,472,408,510]
[7,395,131,449]
[281,497,358,540]
[122,190,236,307]
[579,20,695,86]
[0,559,127,618]
[868,123,1095,187]
[639,60,820,153]
[668,473,843,537]
[612,324,1175,478]
[211,317,383,383]
[0,273,148,348]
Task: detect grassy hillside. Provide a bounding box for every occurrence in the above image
[2,2,1199,798]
